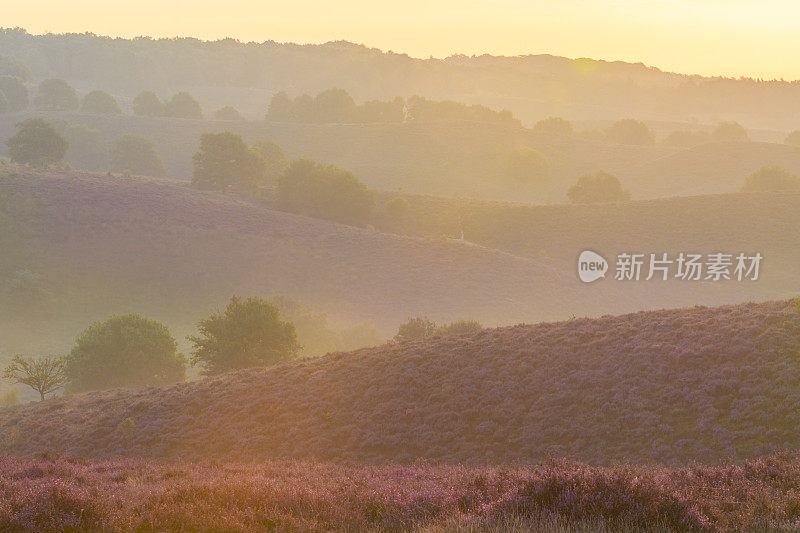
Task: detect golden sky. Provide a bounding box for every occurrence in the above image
[5,0,799,80]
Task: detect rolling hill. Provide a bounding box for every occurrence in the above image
[2,299,799,466]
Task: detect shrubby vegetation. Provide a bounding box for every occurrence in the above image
[189,296,300,375]
[6,118,68,167]
[64,313,186,392]
[275,158,375,226]
[81,90,121,114]
[266,89,519,125]
[742,166,800,192]
[712,121,749,142]
[110,134,165,177]
[192,131,266,193]
[34,78,79,111]
[603,119,655,145]
[567,171,630,203]
[394,317,483,342]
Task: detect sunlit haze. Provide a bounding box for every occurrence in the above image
[5,0,800,80]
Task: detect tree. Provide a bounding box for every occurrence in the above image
[164,91,203,119]
[533,117,573,137]
[275,159,375,225]
[34,78,79,111]
[0,55,31,81]
[64,313,186,392]
[0,75,29,112]
[6,118,68,166]
[110,134,165,177]
[265,91,293,121]
[54,121,108,171]
[567,171,630,203]
[252,139,288,182]
[785,131,800,146]
[505,147,549,183]
[742,166,800,192]
[214,106,245,120]
[133,91,164,116]
[3,355,67,400]
[81,90,121,114]
[712,121,749,142]
[314,88,356,123]
[189,296,300,375]
[604,119,655,145]
[394,317,438,342]
[192,131,266,193]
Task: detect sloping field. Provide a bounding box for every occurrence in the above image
[0,168,616,355]
[2,300,798,465]
[4,453,800,531]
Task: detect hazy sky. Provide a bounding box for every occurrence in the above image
[5,0,799,80]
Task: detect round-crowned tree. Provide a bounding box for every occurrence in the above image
[192,131,266,193]
[133,91,164,116]
[164,91,203,119]
[533,117,574,137]
[34,78,79,111]
[110,134,165,177]
[712,121,749,142]
[604,119,655,145]
[214,106,245,121]
[0,76,28,112]
[65,313,186,392]
[81,90,121,114]
[0,55,31,81]
[6,118,68,166]
[189,296,300,375]
[252,139,288,183]
[567,171,630,203]
[742,166,800,192]
[275,159,375,225]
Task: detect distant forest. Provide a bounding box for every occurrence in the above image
[2,28,800,127]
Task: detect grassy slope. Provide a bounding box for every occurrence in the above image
[2,299,799,465]
[3,112,800,203]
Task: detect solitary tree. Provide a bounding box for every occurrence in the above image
[189,296,300,375]
[567,171,630,203]
[65,313,186,392]
[110,134,165,177]
[394,317,438,342]
[6,118,68,166]
[81,90,121,114]
[164,91,203,119]
[0,75,28,112]
[192,131,266,193]
[34,78,79,111]
[3,355,68,400]
[742,166,800,192]
[132,91,164,116]
[276,159,375,225]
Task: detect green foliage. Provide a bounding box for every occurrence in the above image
[604,119,655,145]
[251,139,288,183]
[214,106,245,121]
[192,131,266,193]
[52,120,108,171]
[275,159,375,226]
[189,296,300,375]
[314,88,357,123]
[6,118,68,167]
[0,76,28,112]
[133,91,164,117]
[81,90,121,114]
[0,55,31,81]
[65,313,186,392]
[265,91,293,121]
[110,134,165,177]
[532,117,573,137]
[3,354,67,400]
[505,147,549,183]
[567,171,630,204]
[712,121,749,142]
[394,317,482,342]
[34,78,79,111]
[742,166,800,192]
[164,91,203,119]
